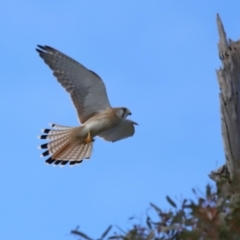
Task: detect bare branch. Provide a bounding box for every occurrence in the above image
[212,14,240,193]
[217,13,228,60]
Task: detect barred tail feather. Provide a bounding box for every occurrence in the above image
[38,124,94,166]
[39,128,72,140]
[50,123,72,129]
[39,135,70,154]
[73,144,89,165]
[85,143,93,159]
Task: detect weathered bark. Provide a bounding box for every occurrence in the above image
[210,14,240,195]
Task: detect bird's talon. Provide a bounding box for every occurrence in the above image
[83,132,92,144]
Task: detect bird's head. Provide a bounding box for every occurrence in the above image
[118,107,132,119]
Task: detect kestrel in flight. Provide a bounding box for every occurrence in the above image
[37,45,137,166]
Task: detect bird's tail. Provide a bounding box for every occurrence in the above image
[38,123,93,166]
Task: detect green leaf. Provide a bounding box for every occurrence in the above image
[146,216,152,229]
[115,226,126,234]
[146,230,155,240]
[192,188,197,194]
[206,184,211,198]
[160,225,175,232]
[108,236,123,240]
[182,199,187,208]
[166,196,177,208]
[101,225,112,239]
[71,230,93,240]
[150,203,162,213]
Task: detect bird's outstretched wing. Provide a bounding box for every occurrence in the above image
[36,45,111,123]
[98,119,138,142]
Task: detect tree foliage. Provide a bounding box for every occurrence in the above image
[71,184,240,240]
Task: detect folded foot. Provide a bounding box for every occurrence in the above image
[83,132,93,144]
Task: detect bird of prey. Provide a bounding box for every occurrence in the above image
[36,45,137,166]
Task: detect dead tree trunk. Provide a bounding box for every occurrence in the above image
[210,14,240,197]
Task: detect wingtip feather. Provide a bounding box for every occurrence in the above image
[60,161,68,166]
[54,160,62,165]
[69,161,76,166]
[41,128,50,134]
[38,135,48,139]
[38,143,48,149]
[49,123,55,127]
[75,160,83,165]
[41,150,49,157]
[45,157,56,164]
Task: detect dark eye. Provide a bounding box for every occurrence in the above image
[121,108,126,118]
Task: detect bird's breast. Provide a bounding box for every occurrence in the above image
[83,110,120,137]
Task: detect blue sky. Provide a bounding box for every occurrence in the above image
[1,1,240,239]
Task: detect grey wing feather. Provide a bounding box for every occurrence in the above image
[98,119,138,142]
[36,45,111,123]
